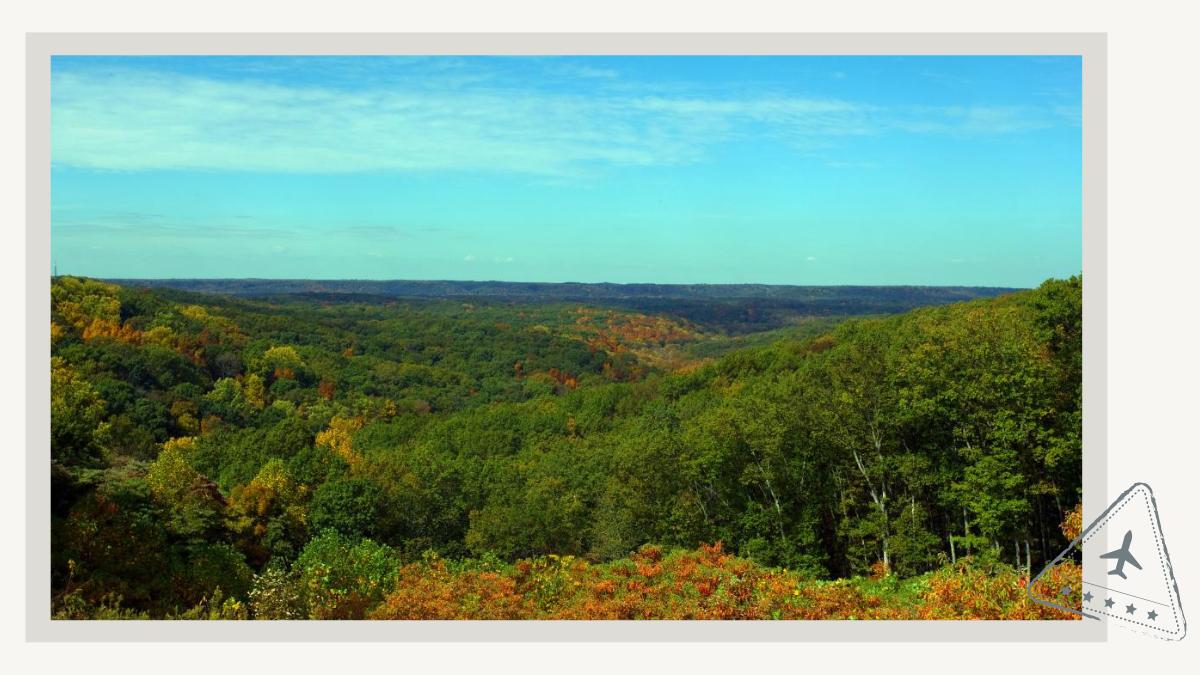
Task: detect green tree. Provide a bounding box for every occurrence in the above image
[309,477,388,540]
[51,357,106,467]
[293,530,398,619]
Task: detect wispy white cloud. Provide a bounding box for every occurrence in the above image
[51,210,291,239]
[50,66,1075,176]
[885,104,1068,135]
[826,160,880,170]
[334,225,413,239]
[548,62,619,80]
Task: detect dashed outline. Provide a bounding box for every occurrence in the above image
[1078,487,1180,635]
[1028,483,1187,640]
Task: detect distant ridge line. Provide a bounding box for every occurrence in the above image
[86,277,1026,334]
[102,278,1022,298]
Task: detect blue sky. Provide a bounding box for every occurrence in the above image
[50,55,1081,286]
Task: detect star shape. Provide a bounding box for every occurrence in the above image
[1126,603,1137,615]
[1060,586,1072,596]
[1104,597,1115,608]
[1147,609,1158,621]
[1083,591,1094,603]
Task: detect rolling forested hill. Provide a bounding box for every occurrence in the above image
[107,278,1016,335]
[49,276,1081,619]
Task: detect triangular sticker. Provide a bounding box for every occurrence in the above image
[1030,483,1187,640]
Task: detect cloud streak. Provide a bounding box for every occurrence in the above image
[51,64,1078,176]
[51,210,292,239]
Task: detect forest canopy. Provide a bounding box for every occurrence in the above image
[49,276,1082,619]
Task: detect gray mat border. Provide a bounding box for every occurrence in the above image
[26,32,1106,642]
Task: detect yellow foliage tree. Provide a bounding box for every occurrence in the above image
[263,345,304,371]
[316,416,365,470]
[146,437,201,506]
[171,400,200,435]
[51,277,121,332]
[226,459,308,565]
[142,325,178,348]
[243,373,267,410]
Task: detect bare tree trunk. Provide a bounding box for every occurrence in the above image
[962,507,972,556]
[852,447,889,567]
[748,447,785,540]
[1035,494,1048,562]
[689,479,710,523]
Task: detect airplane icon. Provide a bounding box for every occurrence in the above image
[1100,529,1143,580]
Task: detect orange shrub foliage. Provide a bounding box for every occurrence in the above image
[868,559,890,581]
[370,556,534,620]
[918,559,1080,620]
[368,542,1080,621]
[1061,503,1084,541]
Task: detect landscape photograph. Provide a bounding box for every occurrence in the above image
[49,54,1083,620]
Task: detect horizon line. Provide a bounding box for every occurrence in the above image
[64,275,1034,290]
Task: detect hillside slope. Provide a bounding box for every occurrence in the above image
[50,276,1081,618]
